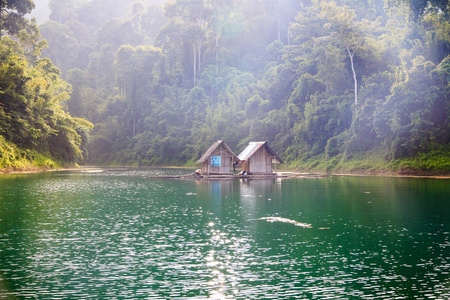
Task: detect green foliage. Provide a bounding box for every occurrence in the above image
[23,0,450,175]
[0,133,61,171]
[392,144,450,175]
[387,0,450,21]
[39,21,83,74]
[0,0,35,37]
[0,32,93,171]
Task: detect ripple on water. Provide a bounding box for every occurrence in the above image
[0,171,449,299]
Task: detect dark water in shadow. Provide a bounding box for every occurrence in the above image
[0,168,449,299]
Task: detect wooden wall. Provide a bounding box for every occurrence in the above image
[201,144,233,174]
[242,146,274,174]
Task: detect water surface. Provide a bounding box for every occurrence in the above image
[0,168,449,299]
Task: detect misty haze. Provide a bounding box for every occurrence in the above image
[1,0,449,298]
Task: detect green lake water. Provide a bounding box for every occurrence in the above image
[0,168,449,299]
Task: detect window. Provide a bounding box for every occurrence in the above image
[210,156,221,166]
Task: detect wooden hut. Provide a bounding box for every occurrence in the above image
[237,141,284,175]
[196,140,238,175]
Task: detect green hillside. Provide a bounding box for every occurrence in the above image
[1,0,449,174]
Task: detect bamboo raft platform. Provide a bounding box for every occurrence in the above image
[147,173,331,180]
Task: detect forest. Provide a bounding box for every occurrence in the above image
[1,0,449,174]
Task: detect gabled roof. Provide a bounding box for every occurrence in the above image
[196,140,238,165]
[237,141,284,164]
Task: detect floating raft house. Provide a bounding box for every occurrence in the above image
[196,140,238,175]
[238,141,284,175]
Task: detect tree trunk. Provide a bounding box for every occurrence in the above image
[277,17,281,42]
[131,73,137,137]
[0,0,3,35]
[323,46,329,92]
[193,43,196,86]
[216,32,219,74]
[198,40,201,72]
[346,46,358,105]
[287,23,290,46]
[96,63,99,93]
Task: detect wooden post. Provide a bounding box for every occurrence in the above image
[220,147,223,173]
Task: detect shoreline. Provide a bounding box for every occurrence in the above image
[1,166,449,179]
[0,166,84,175]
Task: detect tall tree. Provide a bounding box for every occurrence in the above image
[322,2,377,105]
[291,1,377,105]
[387,0,450,20]
[48,0,76,24]
[164,0,212,86]
[1,35,93,163]
[0,0,35,36]
[113,45,162,137]
[39,20,80,74]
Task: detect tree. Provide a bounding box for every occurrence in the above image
[0,35,93,164]
[39,20,80,74]
[211,2,244,74]
[28,0,450,172]
[289,2,347,94]
[113,45,163,137]
[94,19,142,50]
[387,0,450,21]
[322,2,377,105]
[290,1,377,105]
[17,17,47,63]
[0,38,31,147]
[0,0,35,36]
[66,68,86,117]
[374,56,449,158]
[163,0,213,86]
[140,4,167,42]
[48,0,76,24]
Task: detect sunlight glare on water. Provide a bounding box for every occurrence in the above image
[0,168,449,299]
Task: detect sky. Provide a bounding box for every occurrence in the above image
[28,0,50,24]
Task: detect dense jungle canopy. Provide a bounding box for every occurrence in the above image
[1,0,449,174]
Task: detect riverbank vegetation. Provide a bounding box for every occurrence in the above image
[0,2,93,171]
[1,0,449,174]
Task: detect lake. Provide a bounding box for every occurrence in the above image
[0,168,449,299]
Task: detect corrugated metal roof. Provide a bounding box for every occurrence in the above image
[196,140,238,165]
[237,142,264,161]
[237,141,284,164]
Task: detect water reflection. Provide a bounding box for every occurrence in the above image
[239,178,282,200]
[0,170,449,299]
